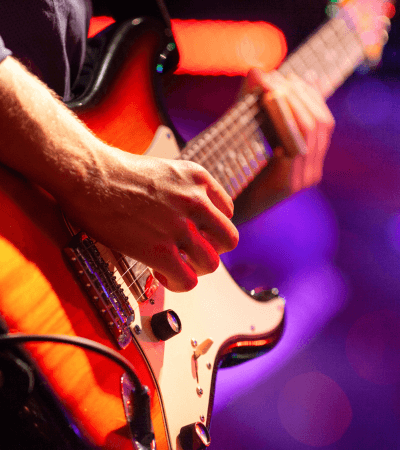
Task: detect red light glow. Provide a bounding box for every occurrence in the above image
[171,19,287,76]
[88,16,115,38]
[89,17,287,76]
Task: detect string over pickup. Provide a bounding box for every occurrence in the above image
[64,232,135,349]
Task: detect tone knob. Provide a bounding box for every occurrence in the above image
[179,422,211,450]
[150,309,181,341]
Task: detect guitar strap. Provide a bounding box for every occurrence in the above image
[92,0,174,30]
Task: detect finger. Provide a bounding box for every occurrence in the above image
[263,90,308,157]
[282,74,331,187]
[287,73,334,126]
[290,154,306,192]
[204,170,235,217]
[151,243,199,293]
[246,68,287,93]
[191,201,239,255]
[287,75,335,184]
[178,220,220,276]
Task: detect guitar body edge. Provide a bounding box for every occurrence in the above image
[0,18,285,450]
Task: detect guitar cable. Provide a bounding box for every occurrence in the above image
[0,332,155,450]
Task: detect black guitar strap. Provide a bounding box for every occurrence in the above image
[92,0,173,30]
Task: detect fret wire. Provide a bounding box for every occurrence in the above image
[211,117,268,198]
[201,141,234,194]
[224,113,267,172]
[203,132,238,197]
[298,39,335,93]
[319,25,352,89]
[202,122,239,193]
[279,10,366,100]
[181,93,259,162]
[197,100,261,168]
[326,23,360,83]
[342,31,364,65]
[238,138,264,174]
[181,7,369,199]
[307,34,344,95]
[221,127,269,199]
[219,144,249,190]
[211,110,262,164]
[183,97,262,188]
[204,122,259,196]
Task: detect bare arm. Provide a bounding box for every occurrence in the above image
[0,57,239,292]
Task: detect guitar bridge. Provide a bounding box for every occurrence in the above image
[64,232,137,349]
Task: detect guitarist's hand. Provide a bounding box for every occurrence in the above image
[60,148,239,293]
[0,57,238,292]
[234,68,335,223]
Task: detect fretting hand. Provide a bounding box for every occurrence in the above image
[234,68,335,223]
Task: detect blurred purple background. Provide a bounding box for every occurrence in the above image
[164,1,400,448]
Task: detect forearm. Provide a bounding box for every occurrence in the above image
[0,56,105,202]
[0,56,239,292]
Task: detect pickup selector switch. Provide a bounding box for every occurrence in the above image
[150,309,182,341]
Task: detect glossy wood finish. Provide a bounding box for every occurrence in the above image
[0,20,285,450]
[0,166,169,449]
[0,20,170,450]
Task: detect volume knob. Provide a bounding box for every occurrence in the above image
[179,422,211,450]
[150,309,182,341]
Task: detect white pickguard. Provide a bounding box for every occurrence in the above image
[125,126,285,450]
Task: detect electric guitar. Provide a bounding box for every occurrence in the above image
[0,1,392,449]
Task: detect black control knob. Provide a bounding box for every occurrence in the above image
[243,286,280,302]
[150,309,181,341]
[179,422,211,450]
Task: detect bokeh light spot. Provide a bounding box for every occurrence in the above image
[346,309,400,385]
[278,372,352,447]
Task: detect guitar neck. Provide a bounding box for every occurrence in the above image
[179,11,366,199]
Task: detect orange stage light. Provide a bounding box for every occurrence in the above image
[171,19,287,76]
[88,17,287,76]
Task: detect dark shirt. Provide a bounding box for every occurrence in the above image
[0,0,92,101]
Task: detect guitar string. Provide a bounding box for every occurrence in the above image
[209,125,266,197]
[195,15,365,193]
[78,242,153,302]
[73,11,366,311]
[185,100,263,171]
[181,8,365,173]
[181,93,260,164]
[207,124,266,197]
[189,106,267,197]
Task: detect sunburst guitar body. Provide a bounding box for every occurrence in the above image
[0,18,285,450]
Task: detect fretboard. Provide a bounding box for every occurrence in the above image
[180,12,366,199]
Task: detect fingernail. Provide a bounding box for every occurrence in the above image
[154,271,168,288]
[179,249,189,263]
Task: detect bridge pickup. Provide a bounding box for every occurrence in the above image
[64,232,135,349]
[116,255,159,303]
